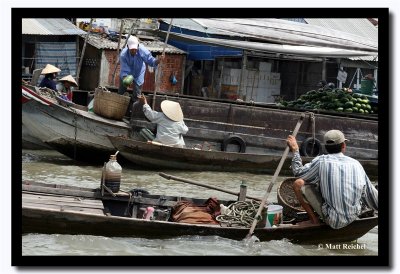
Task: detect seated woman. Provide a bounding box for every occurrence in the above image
[138,95,188,148]
[58,75,78,101]
[39,64,61,91]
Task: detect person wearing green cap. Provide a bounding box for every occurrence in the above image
[286,129,378,229]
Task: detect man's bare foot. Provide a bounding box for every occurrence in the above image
[296,220,321,226]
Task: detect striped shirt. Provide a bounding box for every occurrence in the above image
[143,104,188,148]
[291,151,378,229]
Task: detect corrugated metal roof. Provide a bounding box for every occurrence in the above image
[159,18,242,37]
[159,18,377,60]
[83,34,186,54]
[22,18,86,35]
[304,18,378,61]
[304,18,378,42]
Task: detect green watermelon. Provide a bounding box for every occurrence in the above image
[123,75,134,87]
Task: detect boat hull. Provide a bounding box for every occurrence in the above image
[22,206,377,244]
[22,98,130,162]
[109,136,378,178]
[21,181,378,244]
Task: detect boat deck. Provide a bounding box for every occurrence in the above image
[22,192,105,216]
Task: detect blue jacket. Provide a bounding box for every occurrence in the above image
[39,76,57,91]
[119,45,158,86]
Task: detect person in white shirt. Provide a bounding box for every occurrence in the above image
[138,95,188,148]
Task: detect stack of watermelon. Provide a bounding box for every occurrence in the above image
[278,88,377,114]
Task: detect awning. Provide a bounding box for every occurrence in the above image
[157,31,377,58]
[193,18,378,52]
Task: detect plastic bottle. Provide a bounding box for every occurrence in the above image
[104,151,122,193]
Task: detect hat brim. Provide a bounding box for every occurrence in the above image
[160,100,183,122]
[41,64,61,75]
[59,75,78,86]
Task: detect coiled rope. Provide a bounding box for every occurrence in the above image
[216,200,264,228]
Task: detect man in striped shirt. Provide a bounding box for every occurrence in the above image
[286,130,378,229]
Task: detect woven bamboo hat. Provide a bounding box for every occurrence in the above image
[41,64,61,75]
[160,100,184,122]
[59,75,78,87]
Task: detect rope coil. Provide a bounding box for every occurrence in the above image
[216,200,264,228]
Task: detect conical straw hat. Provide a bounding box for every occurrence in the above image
[41,64,61,74]
[59,75,78,87]
[160,100,184,122]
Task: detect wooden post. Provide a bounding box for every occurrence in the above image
[238,180,247,201]
[112,19,125,86]
[76,18,93,87]
[321,57,327,82]
[238,52,247,99]
[217,58,224,99]
[101,162,106,196]
[153,18,174,109]
[210,59,215,97]
[180,56,186,94]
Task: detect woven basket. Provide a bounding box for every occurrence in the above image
[277,177,306,218]
[93,87,130,120]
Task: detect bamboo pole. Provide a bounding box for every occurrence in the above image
[76,18,93,87]
[112,19,125,86]
[245,113,305,240]
[153,18,173,109]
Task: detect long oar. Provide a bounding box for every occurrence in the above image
[159,172,262,201]
[245,113,305,240]
[153,18,174,109]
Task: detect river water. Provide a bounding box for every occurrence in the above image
[20,149,378,258]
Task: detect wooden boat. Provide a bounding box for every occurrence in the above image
[108,136,378,178]
[22,180,378,244]
[21,84,130,162]
[131,90,378,161]
[21,83,378,176]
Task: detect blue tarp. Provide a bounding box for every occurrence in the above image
[159,21,242,61]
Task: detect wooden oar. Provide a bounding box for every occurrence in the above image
[245,113,306,240]
[159,172,262,201]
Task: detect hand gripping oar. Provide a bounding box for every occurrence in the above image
[244,113,305,240]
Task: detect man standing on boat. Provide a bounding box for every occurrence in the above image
[118,36,164,105]
[286,130,378,228]
[138,95,188,148]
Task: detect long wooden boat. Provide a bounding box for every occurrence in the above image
[21,84,378,176]
[22,181,378,244]
[132,90,378,161]
[21,85,130,162]
[108,136,378,178]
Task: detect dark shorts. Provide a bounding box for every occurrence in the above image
[118,81,142,102]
